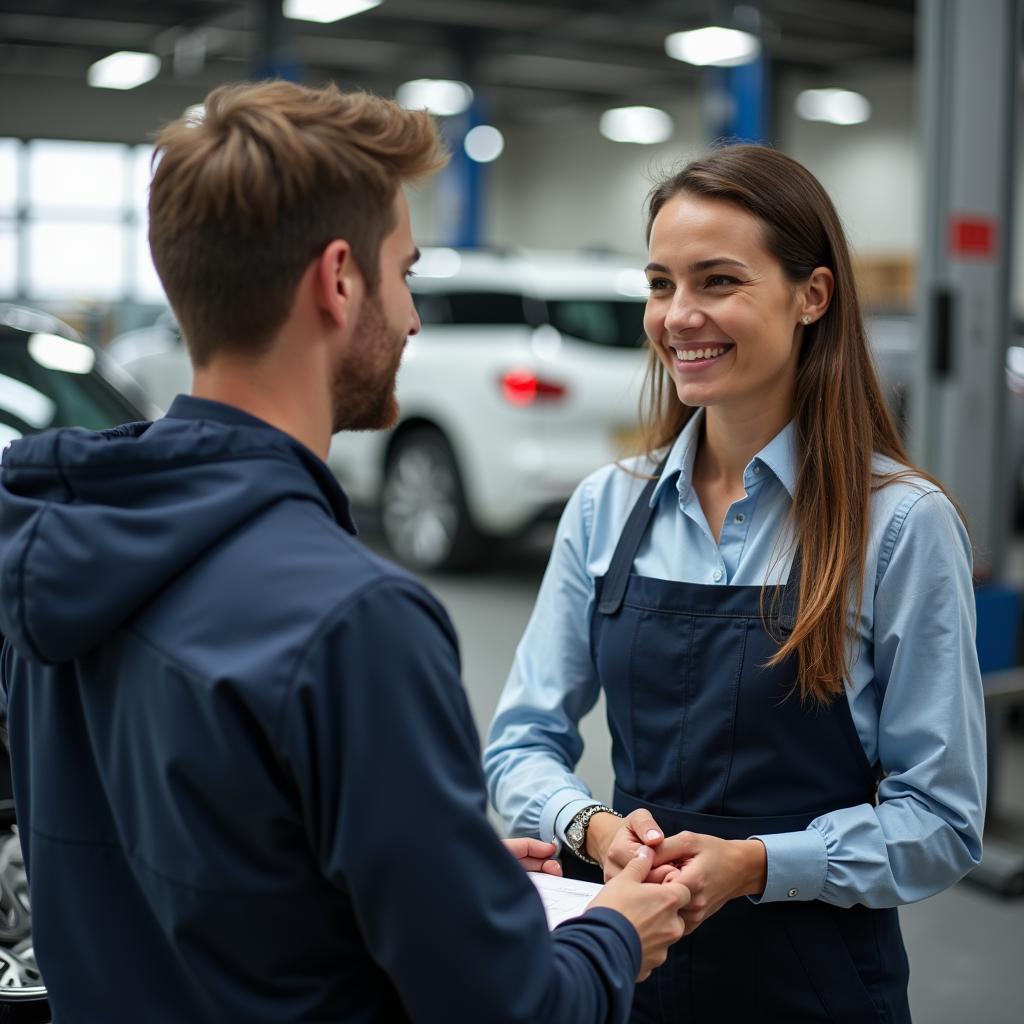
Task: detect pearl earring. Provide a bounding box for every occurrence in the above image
[800,315,811,325]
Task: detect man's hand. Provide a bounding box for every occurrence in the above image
[669,833,766,933]
[586,809,677,883]
[502,837,563,876]
[588,847,690,981]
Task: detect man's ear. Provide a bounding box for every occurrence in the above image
[315,239,362,330]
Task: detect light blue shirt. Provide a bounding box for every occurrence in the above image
[484,412,986,908]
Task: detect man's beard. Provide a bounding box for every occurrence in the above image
[331,294,405,433]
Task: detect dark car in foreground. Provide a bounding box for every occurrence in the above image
[0,304,151,1019]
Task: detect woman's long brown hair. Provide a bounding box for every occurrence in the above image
[640,144,962,704]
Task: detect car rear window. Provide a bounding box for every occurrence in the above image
[413,290,648,350]
[546,300,647,349]
[415,291,529,325]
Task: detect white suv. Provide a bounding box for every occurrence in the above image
[110,248,651,571]
[333,248,649,569]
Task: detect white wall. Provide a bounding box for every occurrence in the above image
[487,94,705,259]
[467,67,920,266]
[777,65,919,258]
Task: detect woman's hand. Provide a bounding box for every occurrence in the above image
[586,809,679,883]
[502,837,563,875]
[669,833,767,933]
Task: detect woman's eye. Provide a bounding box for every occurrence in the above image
[705,275,738,288]
[647,277,671,292]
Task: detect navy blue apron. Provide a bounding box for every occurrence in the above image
[590,464,911,1023]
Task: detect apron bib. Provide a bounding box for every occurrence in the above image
[589,467,910,1023]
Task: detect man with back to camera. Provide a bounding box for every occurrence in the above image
[0,81,690,1022]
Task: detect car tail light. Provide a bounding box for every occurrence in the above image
[500,369,568,405]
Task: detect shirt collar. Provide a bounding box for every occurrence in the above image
[754,420,798,497]
[648,409,798,506]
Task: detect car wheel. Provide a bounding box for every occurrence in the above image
[380,428,483,572]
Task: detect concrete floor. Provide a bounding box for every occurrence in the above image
[390,527,1024,1024]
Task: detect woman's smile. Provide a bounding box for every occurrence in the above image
[666,341,735,370]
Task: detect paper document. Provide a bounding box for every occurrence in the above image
[528,872,603,929]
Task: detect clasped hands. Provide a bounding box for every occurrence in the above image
[584,809,767,934]
[502,807,766,935]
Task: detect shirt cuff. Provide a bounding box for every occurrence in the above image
[539,788,597,845]
[748,828,828,903]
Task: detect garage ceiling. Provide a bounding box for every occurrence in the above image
[0,0,915,122]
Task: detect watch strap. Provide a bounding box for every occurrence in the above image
[565,803,621,866]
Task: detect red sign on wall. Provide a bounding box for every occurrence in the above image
[949,215,997,258]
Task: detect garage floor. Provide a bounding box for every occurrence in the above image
[397,527,1024,1024]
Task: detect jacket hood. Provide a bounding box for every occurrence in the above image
[0,395,354,664]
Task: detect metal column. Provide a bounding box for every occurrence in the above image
[913,0,1021,578]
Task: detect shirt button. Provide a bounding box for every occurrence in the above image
[735,512,745,523]
[753,464,761,475]
[712,568,724,582]
[787,888,799,898]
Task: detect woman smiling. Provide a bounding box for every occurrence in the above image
[485,144,986,1023]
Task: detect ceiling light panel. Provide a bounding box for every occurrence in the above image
[795,89,871,125]
[599,106,673,145]
[87,51,160,90]
[283,0,381,23]
[664,27,761,67]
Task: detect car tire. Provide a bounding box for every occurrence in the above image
[0,991,51,1024]
[380,428,484,572]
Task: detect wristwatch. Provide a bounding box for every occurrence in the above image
[564,804,622,866]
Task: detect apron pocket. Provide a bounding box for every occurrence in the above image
[777,902,888,1022]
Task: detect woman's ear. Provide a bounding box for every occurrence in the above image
[799,266,834,325]
[315,239,362,330]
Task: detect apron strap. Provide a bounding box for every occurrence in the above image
[777,544,802,634]
[596,455,667,616]
[597,451,805,627]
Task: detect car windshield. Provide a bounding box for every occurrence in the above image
[0,327,143,442]
[545,299,647,349]
[415,291,529,325]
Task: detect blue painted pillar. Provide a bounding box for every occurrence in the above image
[436,99,485,248]
[251,0,300,81]
[703,55,770,144]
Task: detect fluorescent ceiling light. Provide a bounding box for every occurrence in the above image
[599,106,674,145]
[795,89,871,125]
[28,334,96,375]
[664,27,760,67]
[87,51,161,90]
[395,79,473,116]
[282,0,381,23]
[464,125,504,163]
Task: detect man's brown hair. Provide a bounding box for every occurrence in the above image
[148,80,447,365]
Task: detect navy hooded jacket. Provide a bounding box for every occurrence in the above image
[0,395,640,1023]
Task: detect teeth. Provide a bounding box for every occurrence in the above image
[673,346,726,362]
